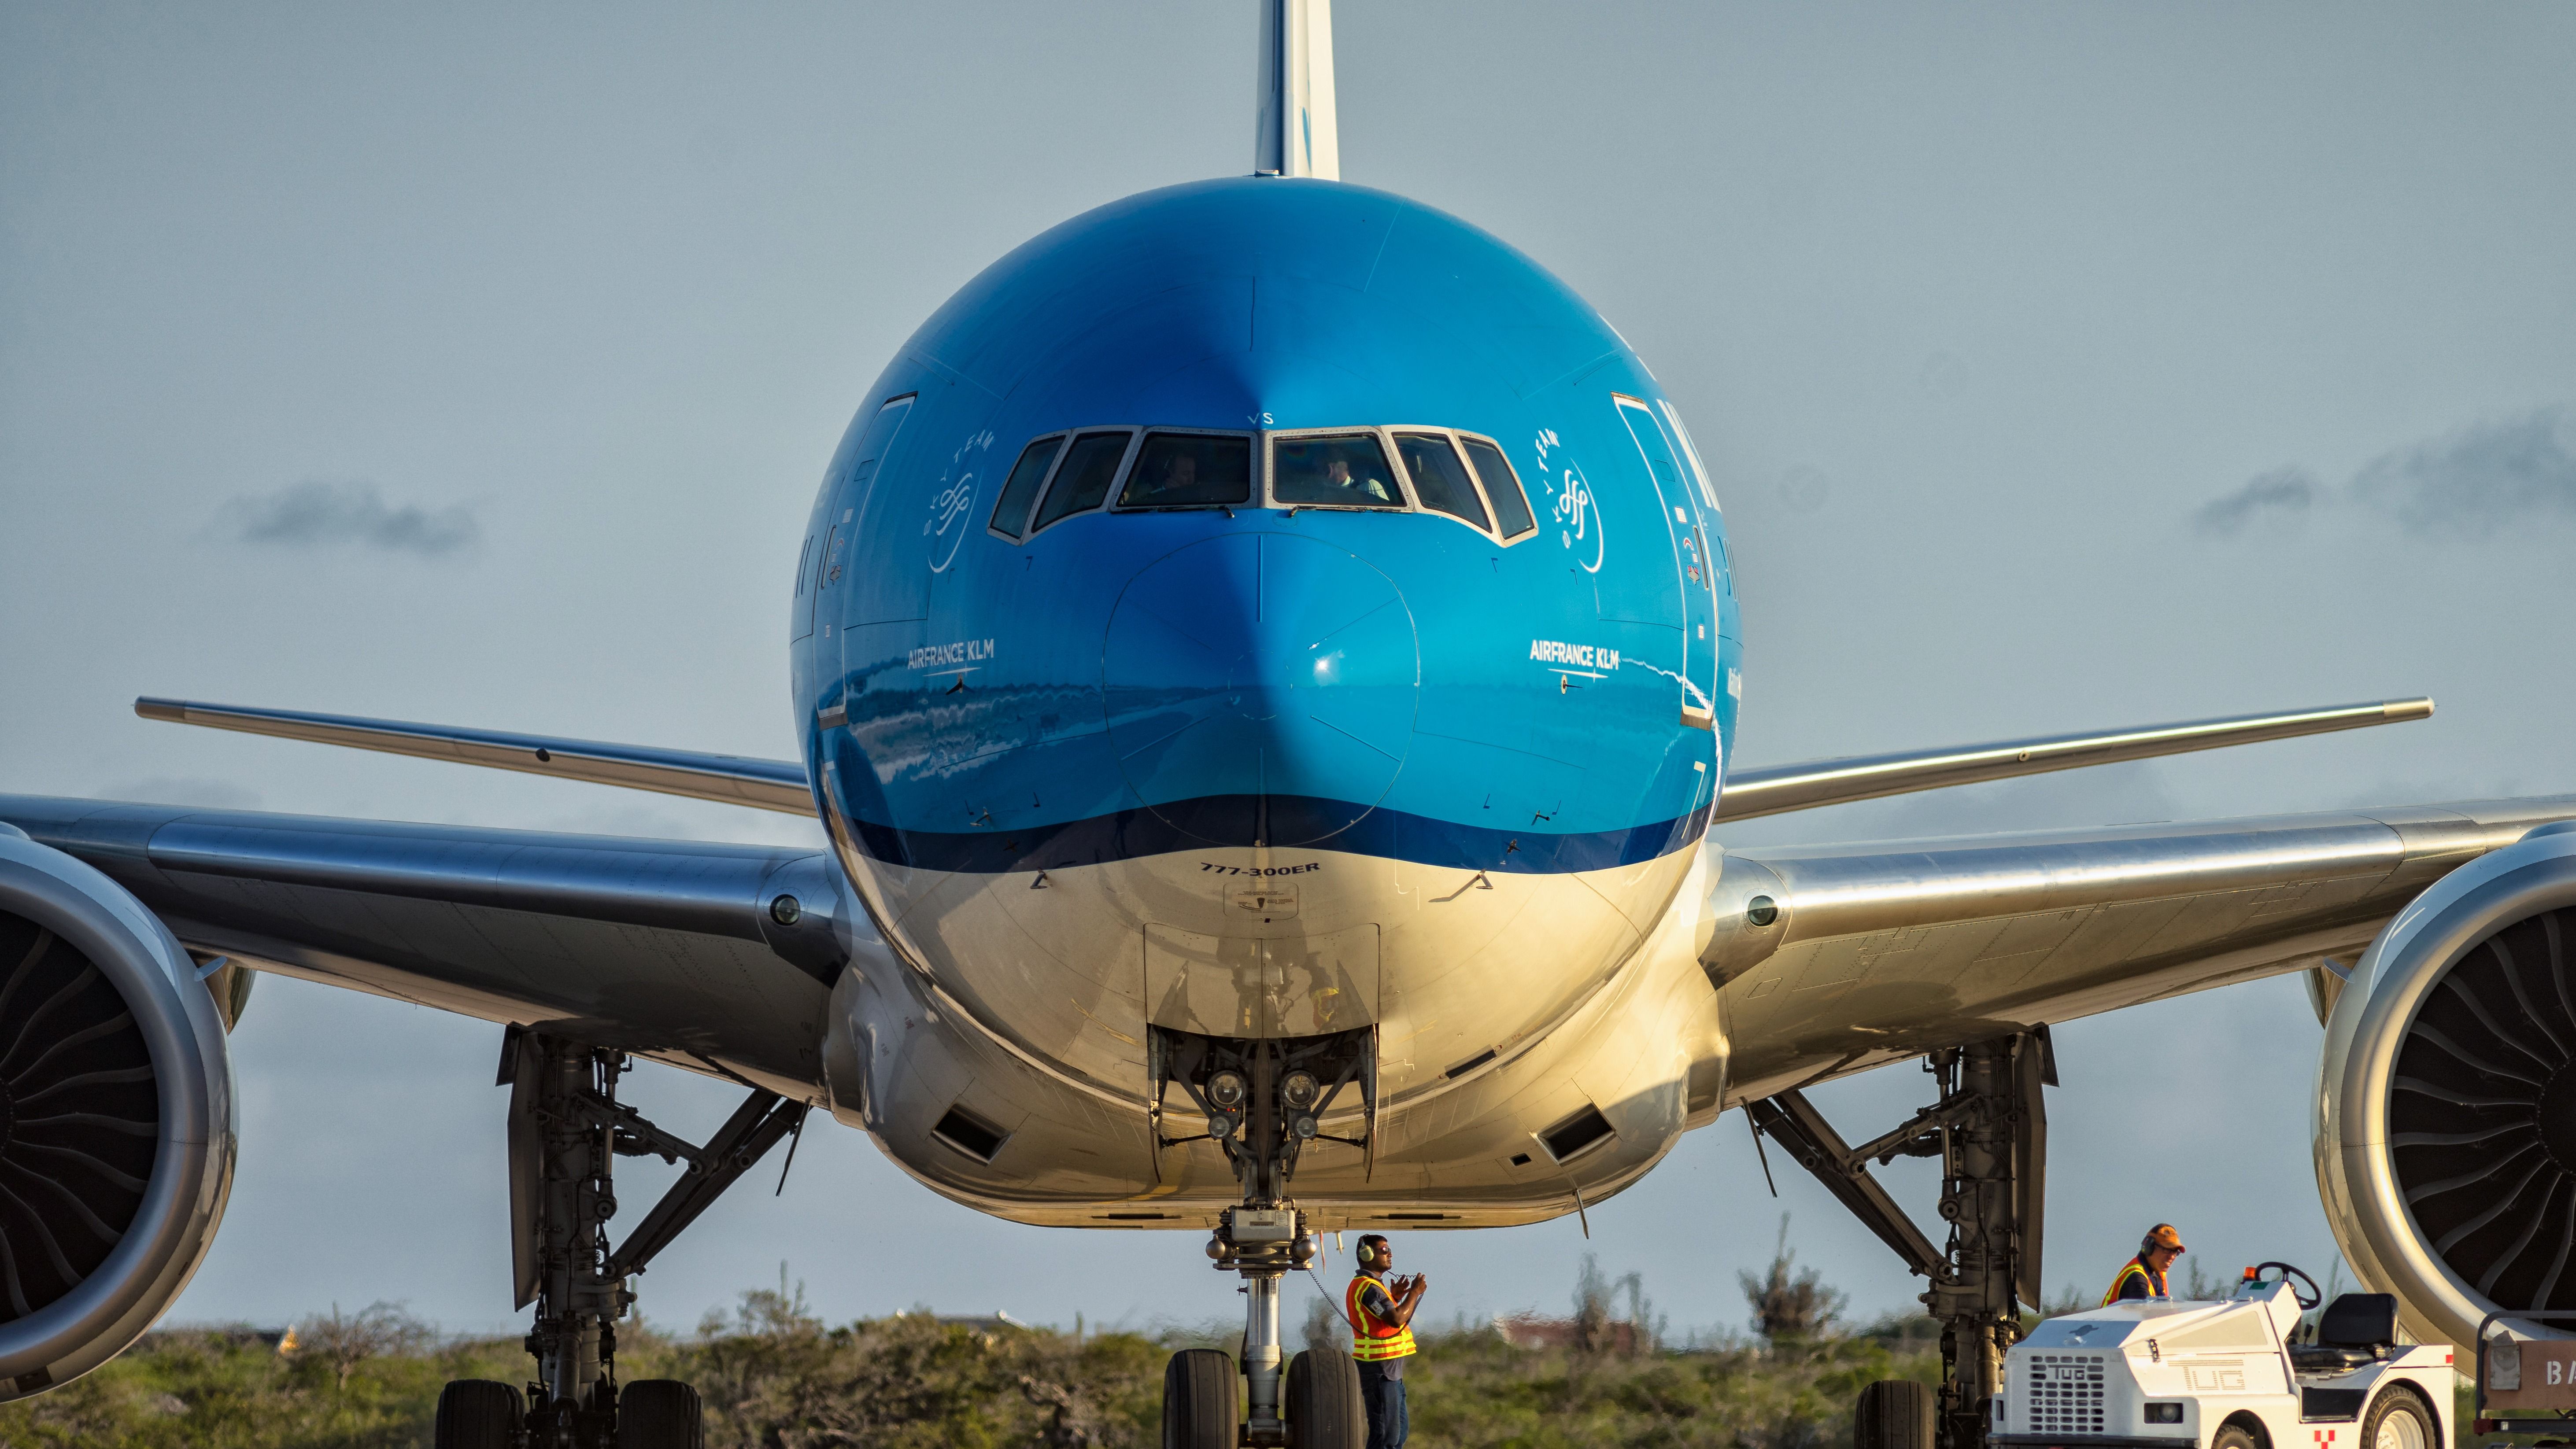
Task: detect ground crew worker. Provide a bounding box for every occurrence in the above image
[2102,1223,2186,1305]
[1346,1234,1426,1449]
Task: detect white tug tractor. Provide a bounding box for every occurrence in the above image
[1996,1264,2454,1449]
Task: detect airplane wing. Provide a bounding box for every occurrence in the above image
[1700,793,2576,1102]
[135,694,2426,827]
[1711,697,2431,823]
[132,698,813,815]
[0,794,850,1099]
[21,693,2517,1113]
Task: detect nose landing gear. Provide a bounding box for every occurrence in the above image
[1151,1025,1374,1449]
[432,1028,808,1449]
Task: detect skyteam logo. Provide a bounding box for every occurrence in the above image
[926,430,994,572]
[1532,428,1603,573]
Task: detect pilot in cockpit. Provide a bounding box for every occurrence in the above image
[1323,457,1394,504]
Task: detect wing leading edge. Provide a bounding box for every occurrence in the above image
[133,698,812,815]
[0,794,849,1099]
[1701,792,2576,1102]
[133,694,2429,832]
[1713,697,2432,823]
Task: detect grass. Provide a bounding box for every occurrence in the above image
[0,1285,1941,1449]
[0,1276,2505,1449]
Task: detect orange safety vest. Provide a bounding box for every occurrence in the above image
[2100,1257,2169,1307]
[1346,1273,1418,1361]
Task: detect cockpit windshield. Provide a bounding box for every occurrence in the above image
[1459,436,1535,539]
[996,422,1538,544]
[1272,434,1401,509]
[1119,432,1253,508]
[1031,431,1131,531]
[988,435,1064,540]
[1392,432,1489,530]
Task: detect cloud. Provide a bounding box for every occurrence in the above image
[218,480,480,557]
[1778,465,1832,514]
[2350,409,2576,535]
[2192,466,2318,537]
[2194,409,2576,541]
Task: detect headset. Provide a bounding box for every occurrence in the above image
[1356,1235,1387,1268]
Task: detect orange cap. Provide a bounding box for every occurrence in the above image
[2144,1224,2187,1253]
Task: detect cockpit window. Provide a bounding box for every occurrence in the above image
[988,434,1064,540]
[995,423,1537,545]
[1272,433,1402,509]
[1459,436,1535,539]
[1119,432,1253,508]
[1393,432,1489,531]
[1031,430,1133,531]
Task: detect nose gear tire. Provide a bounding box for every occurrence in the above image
[617,1378,706,1449]
[1163,1347,1240,1449]
[1285,1349,1364,1449]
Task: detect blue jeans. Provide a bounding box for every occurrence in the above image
[1358,1359,1408,1449]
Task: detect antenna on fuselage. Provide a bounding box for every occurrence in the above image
[1253,0,1339,179]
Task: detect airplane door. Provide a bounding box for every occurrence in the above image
[1612,396,1719,731]
[820,394,915,631]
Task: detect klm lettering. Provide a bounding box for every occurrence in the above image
[909,639,996,670]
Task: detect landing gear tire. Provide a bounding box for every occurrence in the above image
[2362,1389,2432,1449]
[1285,1350,1364,1449]
[433,1379,525,1449]
[2211,1420,2263,1449]
[1163,1347,1240,1449]
[617,1379,706,1449]
[1853,1378,1934,1449]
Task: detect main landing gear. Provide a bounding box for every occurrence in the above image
[432,1029,808,1449]
[1750,1030,2054,1449]
[1152,1024,1375,1449]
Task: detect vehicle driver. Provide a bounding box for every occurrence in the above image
[1346,1234,1425,1449]
[2102,1223,2186,1304]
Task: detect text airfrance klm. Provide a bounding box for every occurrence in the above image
[1529,638,1620,670]
[909,638,996,671]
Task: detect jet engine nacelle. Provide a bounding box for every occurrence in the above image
[2318,823,2576,1349]
[0,826,234,1401]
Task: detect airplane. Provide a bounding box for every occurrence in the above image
[4,4,2571,1447]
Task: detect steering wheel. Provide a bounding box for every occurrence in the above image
[2250,1261,2321,1309]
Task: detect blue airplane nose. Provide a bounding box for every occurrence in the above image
[1103,534,1418,846]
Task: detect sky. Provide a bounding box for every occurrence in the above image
[4,2,2575,1346]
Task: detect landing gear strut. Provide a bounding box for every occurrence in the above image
[1751,1029,2053,1449]
[432,1028,808,1449]
[1152,1024,1373,1449]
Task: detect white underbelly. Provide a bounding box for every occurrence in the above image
[816,838,1729,1228]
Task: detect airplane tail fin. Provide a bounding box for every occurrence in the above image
[1254,0,1338,179]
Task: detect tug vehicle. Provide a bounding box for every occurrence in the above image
[1997,1265,2454,1449]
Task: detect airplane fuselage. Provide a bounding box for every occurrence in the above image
[792,178,1743,1228]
